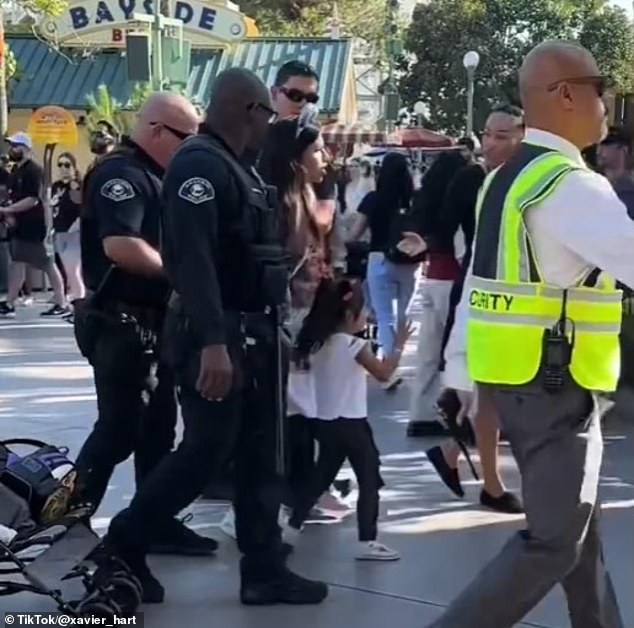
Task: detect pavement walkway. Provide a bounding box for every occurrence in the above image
[0,299,632,627]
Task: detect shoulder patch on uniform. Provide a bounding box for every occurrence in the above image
[178,177,215,205]
[100,178,135,202]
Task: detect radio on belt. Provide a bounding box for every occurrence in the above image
[542,290,574,393]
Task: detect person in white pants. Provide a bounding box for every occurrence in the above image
[406,105,525,438]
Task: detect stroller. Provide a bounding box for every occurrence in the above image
[0,439,142,617]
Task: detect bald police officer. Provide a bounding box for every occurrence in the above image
[75,93,218,564]
[425,40,627,628]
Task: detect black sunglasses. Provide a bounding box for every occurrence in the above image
[547,76,607,98]
[58,161,72,168]
[150,121,192,140]
[247,102,278,123]
[280,87,319,105]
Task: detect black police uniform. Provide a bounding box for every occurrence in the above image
[105,127,327,605]
[74,138,177,511]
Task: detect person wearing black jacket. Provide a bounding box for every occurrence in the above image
[101,69,328,607]
[74,92,218,568]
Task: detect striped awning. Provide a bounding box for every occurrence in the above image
[321,123,387,146]
[388,127,453,148]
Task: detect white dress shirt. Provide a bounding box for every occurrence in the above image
[443,128,634,392]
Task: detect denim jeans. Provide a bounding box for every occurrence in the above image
[366,252,418,355]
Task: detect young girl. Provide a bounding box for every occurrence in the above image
[283,277,412,561]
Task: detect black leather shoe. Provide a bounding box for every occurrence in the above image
[426,446,464,498]
[480,490,523,514]
[149,515,218,556]
[241,567,328,605]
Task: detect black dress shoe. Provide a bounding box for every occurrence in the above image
[480,490,524,514]
[149,516,218,556]
[241,567,328,605]
[426,446,464,498]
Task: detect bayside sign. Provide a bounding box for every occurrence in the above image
[40,0,248,47]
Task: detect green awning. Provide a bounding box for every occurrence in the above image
[8,36,352,114]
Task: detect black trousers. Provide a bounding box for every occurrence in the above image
[74,320,177,509]
[109,323,286,577]
[289,418,383,542]
[285,414,316,508]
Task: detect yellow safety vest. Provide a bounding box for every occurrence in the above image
[467,144,623,392]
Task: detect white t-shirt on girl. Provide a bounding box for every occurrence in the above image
[287,362,317,418]
[311,332,368,420]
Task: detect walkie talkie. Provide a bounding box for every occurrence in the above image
[542,290,574,393]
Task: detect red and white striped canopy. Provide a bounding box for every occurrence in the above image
[321,122,387,147]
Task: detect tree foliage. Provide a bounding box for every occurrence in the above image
[241,0,387,50]
[401,0,634,134]
[85,83,152,136]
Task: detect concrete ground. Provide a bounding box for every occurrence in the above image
[0,298,632,628]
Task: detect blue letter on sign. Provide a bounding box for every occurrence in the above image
[174,1,193,24]
[199,7,216,30]
[70,6,89,29]
[95,0,114,23]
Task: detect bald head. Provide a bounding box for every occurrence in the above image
[135,92,199,137]
[207,68,269,117]
[206,68,274,154]
[518,41,606,149]
[132,91,200,168]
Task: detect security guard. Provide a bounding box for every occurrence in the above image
[426,41,628,628]
[102,69,328,606]
[74,92,217,561]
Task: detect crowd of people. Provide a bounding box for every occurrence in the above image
[1,39,630,628]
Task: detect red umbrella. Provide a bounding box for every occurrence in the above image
[388,127,453,148]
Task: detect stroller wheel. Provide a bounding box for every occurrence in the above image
[107,575,142,613]
[76,596,119,619]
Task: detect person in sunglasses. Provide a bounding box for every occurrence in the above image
[423,41,626,628]
[51,152,85,305]
[271,60,320,119]
[73,92,217,569]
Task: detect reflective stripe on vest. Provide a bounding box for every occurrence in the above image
[467,145,622,391]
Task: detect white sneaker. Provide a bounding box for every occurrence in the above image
[281,523,301,547]
[355,541,400,561]
[18,296,34,306]
[219,508,236,539]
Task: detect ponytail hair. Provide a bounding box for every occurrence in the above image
[293,277,365,368]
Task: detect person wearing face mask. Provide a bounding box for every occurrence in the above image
[89,121,117,158]
[72,93,218,573]
[51,152,85,305]
[0,133,68,318]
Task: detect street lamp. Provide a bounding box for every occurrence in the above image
[463,50,480,138]
[413,100,427,127]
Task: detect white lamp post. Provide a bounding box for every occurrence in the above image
[462,50,480,137]
[413,100,427,127]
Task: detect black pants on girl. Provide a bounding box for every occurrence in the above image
[289,418,384,542]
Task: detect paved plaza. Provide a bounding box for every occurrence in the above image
[0,298,632,627]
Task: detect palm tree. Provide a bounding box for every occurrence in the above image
[85,83,152,137]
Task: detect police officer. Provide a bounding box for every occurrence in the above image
[425,41,629,628]
[74,92,217,561]
[101,69,328,606]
